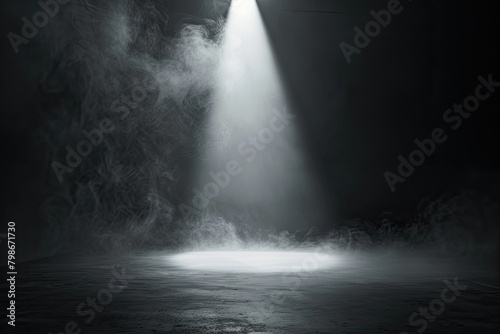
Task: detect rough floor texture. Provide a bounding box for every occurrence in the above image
[4,251,499,333]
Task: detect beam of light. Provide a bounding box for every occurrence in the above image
[204,0,292,163]
[169,250,339,273]
[188,0,328,232]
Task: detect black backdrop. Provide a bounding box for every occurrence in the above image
[1,0,499,261]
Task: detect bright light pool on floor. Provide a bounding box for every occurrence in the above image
[168,250,339,273]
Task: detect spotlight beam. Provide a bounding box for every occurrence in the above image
[187,0,329,234]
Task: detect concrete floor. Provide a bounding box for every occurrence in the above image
[7,250,500,333]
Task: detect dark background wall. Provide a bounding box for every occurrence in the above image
[1,0,499,261]
[258,0,500,221]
